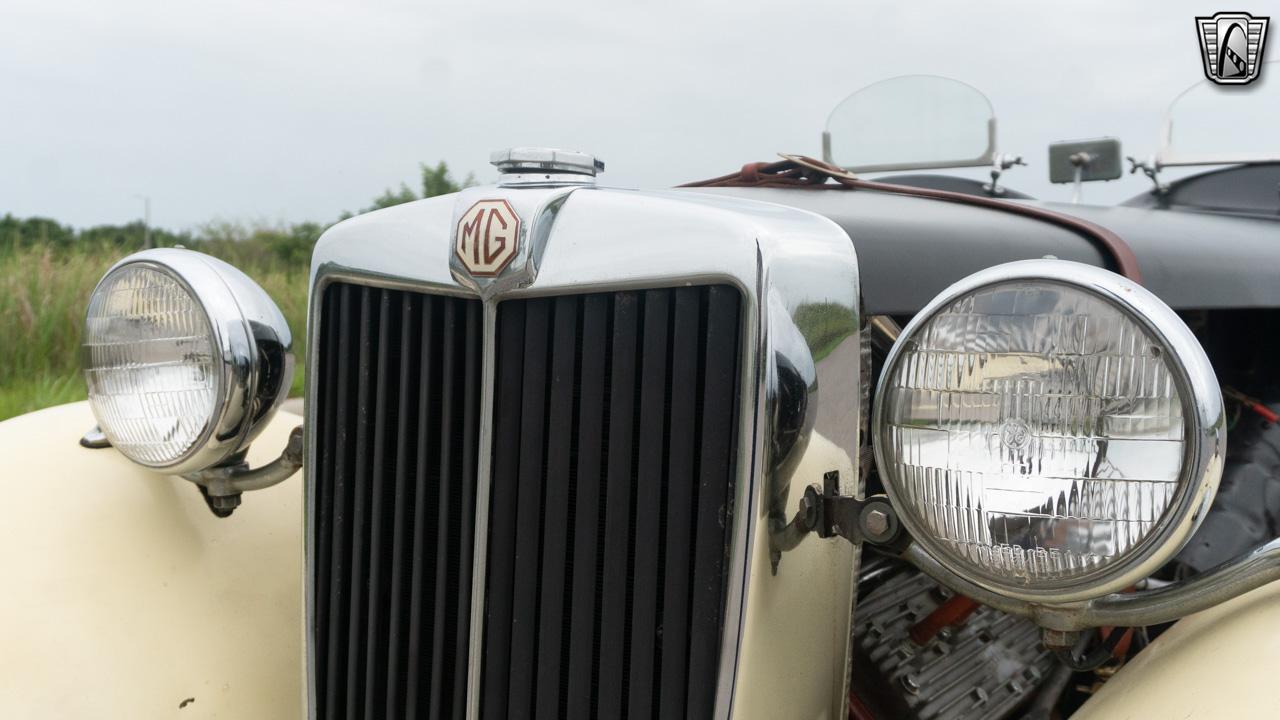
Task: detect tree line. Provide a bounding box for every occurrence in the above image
[0,161,475,266]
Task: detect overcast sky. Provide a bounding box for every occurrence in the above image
[0,0,1249,229]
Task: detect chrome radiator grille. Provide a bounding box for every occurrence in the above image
[311,283,482,719]
[310,282,741,719]
[482,287,742,720]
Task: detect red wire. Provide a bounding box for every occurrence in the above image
[1248,401,1280,424]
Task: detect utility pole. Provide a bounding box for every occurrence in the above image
[136,195,152,249]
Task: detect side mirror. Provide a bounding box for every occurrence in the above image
[1049,137,1123,203]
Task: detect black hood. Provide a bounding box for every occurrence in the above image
[682,186,1280,314]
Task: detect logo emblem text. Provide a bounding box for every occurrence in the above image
[455,199,521,277]
[1197,12,1270,85]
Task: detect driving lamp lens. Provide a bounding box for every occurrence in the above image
[877,275,1200,594]
[83,264,220,467]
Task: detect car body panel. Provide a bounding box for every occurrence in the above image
[1074,580,1280,719]
[1035,199,1280,310]
[0,401,303,719]
[685,186,1280,314]
[1122,162,1280,217]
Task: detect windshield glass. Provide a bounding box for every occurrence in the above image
[1160,61,1280,166]
[825,75,995,172]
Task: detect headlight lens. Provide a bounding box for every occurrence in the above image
[84,264,220,466]
[875,260,1223,601]
[82,249,293,474]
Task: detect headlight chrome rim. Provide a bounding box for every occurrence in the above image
[83,248,293,475]
[872,259,1224,603]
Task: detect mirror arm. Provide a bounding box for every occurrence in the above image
[1127,155,1168,194]
[1068,152,1095,204]
[983,153,1026,196]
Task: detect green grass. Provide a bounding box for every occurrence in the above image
[0,159,477,422]
[0,241,310,422]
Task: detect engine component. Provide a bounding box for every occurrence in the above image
[851,570,1056,720]
[1176,400,1280,573]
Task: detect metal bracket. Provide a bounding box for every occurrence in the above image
[1127,155,1168,194]
[182,425,304,518]
[814,490,902,547]
[770,469,908,572]
[982,153,1026,196]
[79,425,111,449]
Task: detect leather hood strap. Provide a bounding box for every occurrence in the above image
[680,155,1143,283]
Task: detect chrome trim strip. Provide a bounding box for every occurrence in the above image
[713,246,766,720]
[464,299,497,720]
[302,272,324,720]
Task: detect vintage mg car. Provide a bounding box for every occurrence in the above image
[4,74,1280,719]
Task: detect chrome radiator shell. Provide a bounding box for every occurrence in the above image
[304,183,862,719]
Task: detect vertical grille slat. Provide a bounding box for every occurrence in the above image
[404,296,438,719]
[564,294,609,720]
[595,292,640,720]
[345,287,376,717]
[534,296,580,720]
[313,282,342,715]
[427,300,456,720]
[384,293,419,718]
[658,287,702,718]
[507,298,552,717]
[686,285,744,719]
[312,285,480,720]
[362,291,398,718]
[323,285,356,716]
[484,285,742,720]
[627,289,672,720]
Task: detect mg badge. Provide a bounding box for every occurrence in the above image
[1197,11,1270,85]
[456,199,521,277]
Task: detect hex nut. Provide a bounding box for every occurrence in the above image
[864,508,891,537]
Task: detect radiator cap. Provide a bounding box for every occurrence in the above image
[490,147,604,176]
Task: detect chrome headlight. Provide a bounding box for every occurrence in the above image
[82,249,293,475]
[874,260,1224,602]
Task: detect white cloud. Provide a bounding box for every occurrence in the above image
[0,0,1237,228]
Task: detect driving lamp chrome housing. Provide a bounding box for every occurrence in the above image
[82,248,294,476]
[873,259,1225,603]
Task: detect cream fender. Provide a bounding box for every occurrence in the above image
[0,401,303,718]
[1074,580,1280,719]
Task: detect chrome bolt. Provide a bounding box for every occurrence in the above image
[865,508,890,537]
